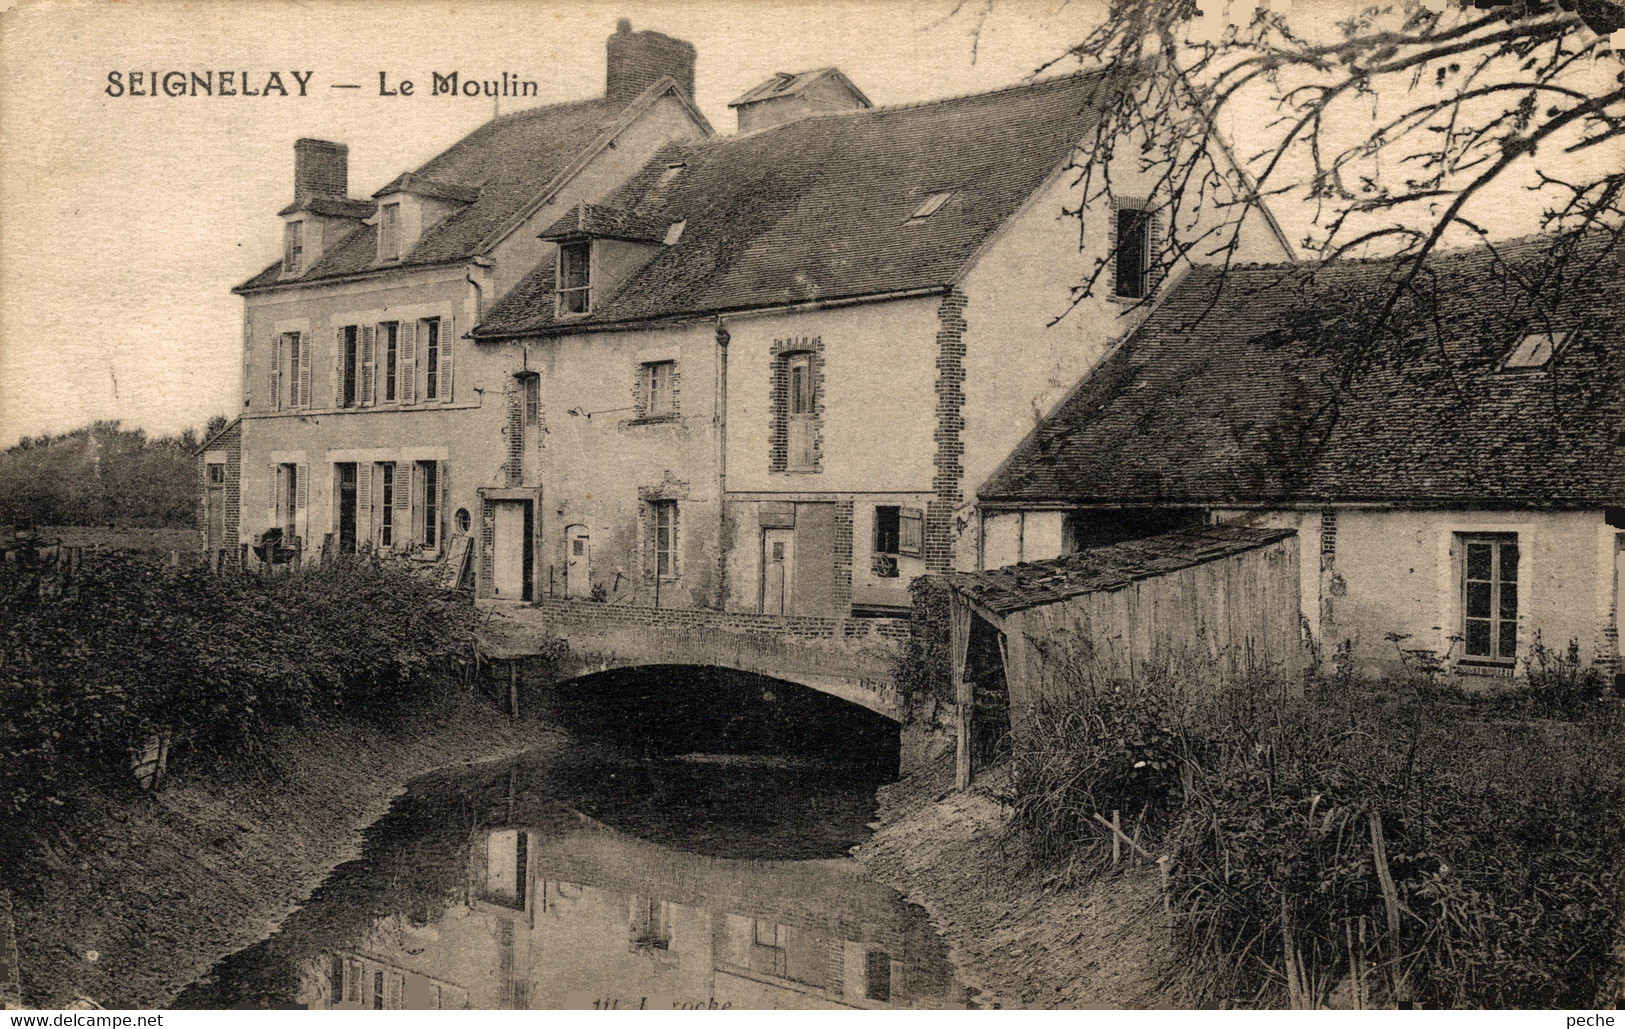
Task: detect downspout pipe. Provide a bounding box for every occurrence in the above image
[715,316,730,609]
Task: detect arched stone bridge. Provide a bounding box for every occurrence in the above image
[478,598,911,720]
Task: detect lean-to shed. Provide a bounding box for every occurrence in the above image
[940,525,1306,788]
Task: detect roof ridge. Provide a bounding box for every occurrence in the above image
[708,66,1112,144]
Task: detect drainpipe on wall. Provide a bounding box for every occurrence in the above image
[715,316,730,610]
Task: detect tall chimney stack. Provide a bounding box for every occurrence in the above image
[605,19,696,109]
[293,139,348,204]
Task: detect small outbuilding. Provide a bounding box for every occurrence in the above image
[940,525,1306,788]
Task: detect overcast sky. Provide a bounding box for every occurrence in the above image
[0,0,1603,448]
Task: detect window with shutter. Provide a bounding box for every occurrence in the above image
[398,321,417,404]
[643,361,675,417]
[378,203,401,262]
[267,464,280,534]
[332,327,346,408]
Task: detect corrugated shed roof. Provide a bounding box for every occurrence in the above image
[473,70,1113,337]
[943,526,1297,616]
[980,233,1625,508]
[237,95,618,291]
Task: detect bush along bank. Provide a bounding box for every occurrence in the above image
[1,555,478,834]
[1004,665,1622,1009]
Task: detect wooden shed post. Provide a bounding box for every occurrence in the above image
[948,591,974,790]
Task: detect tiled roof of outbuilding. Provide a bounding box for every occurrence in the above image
[979,233,1625,508]
[237,85,695,292]
[727,68,873,108]
[473,70,1114,337]
[943,526,1297,616]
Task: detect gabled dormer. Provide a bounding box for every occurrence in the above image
[540,202,674,319]
[277,139,374,279]
[369,173,480,265]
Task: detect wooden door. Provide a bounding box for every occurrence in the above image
[762,528,794,615]
[565,525,591,598]
[205,464,225,549]
[492,501,528,599]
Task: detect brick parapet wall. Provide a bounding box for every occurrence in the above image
[926,290,968,573]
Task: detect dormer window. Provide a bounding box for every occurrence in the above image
[283,221,303,274]
[558,241,591,316]
[1501,329,1570,371]
[378,202,401,262]
[1114,204,1152,300]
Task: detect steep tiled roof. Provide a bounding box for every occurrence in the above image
[943,526,1297,616]
[473,71,1113,337]
[980,234,1625,508]
[237,95,624,292]
[275,196,377,219]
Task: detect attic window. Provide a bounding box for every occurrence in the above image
[558,241,591,316]
[658,163,686,189]
[283,221,303,274]
[1501,329,1570,371]
[906,192,954,223]
[378,202,401,262]
[663,220,686,246]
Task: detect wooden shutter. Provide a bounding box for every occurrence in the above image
[360,324,376,407]
[399,321,417,404]
[440,316,454,402]
[295,462,310,549]
[332,328,346,407]
[297,333,312,408]
[899,507,924,557]
[268,335,282,411]
[440,461,450,551]
[356,463,373,550]
[412,462,426,546]
[267,464,279,535]
[394,460,410,549]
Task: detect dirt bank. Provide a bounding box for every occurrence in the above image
[11,700,555,1010]
[854,756,1190,1009]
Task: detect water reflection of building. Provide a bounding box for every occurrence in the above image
[304,817,968,1010]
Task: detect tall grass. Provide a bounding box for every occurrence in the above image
[1005,653,1622,1008]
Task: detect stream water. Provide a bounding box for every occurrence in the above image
[173,669,971,1010]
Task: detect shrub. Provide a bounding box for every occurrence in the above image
[0,554,477,822]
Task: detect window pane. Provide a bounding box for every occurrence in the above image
[1465,618,1491,656]
[1499,542,1518,581]
[1498,580,1517,619]
[1465,580,1491,619]
[1498,621,1517,658]
[1465,542,1492,581]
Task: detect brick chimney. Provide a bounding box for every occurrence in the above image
[605,19,696,109]
[293,138,348,204]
